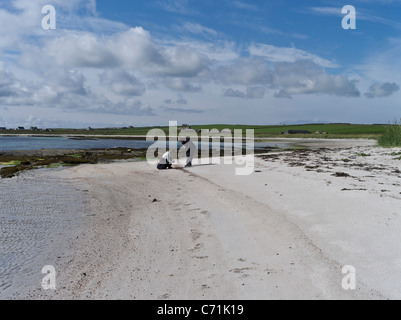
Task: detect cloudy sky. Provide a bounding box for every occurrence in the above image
[0,0,400,128]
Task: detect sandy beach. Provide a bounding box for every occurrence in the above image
[1,138,401,300]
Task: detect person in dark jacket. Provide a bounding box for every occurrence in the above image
[180,137,196,167]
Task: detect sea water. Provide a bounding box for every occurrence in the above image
[0,136,294,152]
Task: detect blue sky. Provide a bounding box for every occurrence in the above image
[0,0,400,128]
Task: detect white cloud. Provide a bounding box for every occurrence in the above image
[273,60,360,98]
[246,86,267,99]
[231,1,258,11]
[223,86,266,99]
[164,77,202,92]
[181,22,218,37]
[21,27,210,79]
[0,0,104,50]
[308,7,342,17]
[308,6,401,29]
[106,99,155,116]
[249,43,339,68]
[355,37,401,93]
[1,0,397,127]
[156,0,195,15]
[215,58,274,86]
[99,70,146,97]
[164,94,188,105]
[162,106,204,114]
[0,69,18,97]
[163,40,239,62]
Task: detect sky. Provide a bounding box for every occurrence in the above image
[0,0,400,128]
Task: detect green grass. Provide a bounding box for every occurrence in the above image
[191,123,386,137]
[46,163,61,168]
[0,160,22,166]
[0,123,389,139]
[378,119,401,147]
[134,157,148,161]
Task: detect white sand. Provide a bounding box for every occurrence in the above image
[1,139,401,300]
[0,169,88,299]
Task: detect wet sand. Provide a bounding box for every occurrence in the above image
[0,169,88,299]
[1,139,401,299]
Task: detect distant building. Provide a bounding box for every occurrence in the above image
[87,127,94,131]
[30,126,39,131]
[283,130,312,135]
[17,127,25,130]
[0,127,6,130]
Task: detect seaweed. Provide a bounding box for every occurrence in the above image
[0,148,148,178]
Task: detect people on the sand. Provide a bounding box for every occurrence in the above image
[180,137,196,168]
[157,137,197,170]
[157,151,173,170]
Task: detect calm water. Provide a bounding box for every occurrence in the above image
[0,136,152,151]
[0,136,294,152]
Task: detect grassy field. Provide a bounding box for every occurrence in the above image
[190,123,387,139]
[0,123,388,139]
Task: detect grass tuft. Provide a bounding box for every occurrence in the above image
[378,119,401,147]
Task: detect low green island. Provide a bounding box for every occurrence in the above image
[0,123,392,139]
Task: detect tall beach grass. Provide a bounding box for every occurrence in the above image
[378,119,401,147]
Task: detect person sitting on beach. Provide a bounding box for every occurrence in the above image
[180,137,196,168]
[157,151,173,170]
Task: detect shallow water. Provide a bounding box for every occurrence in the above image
[0,136,152,151]
[0,136,295,152]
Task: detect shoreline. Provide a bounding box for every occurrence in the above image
[0,133,380,141]
[0,138,377,179]
[0,148,148,179]
[1,140,400,299]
